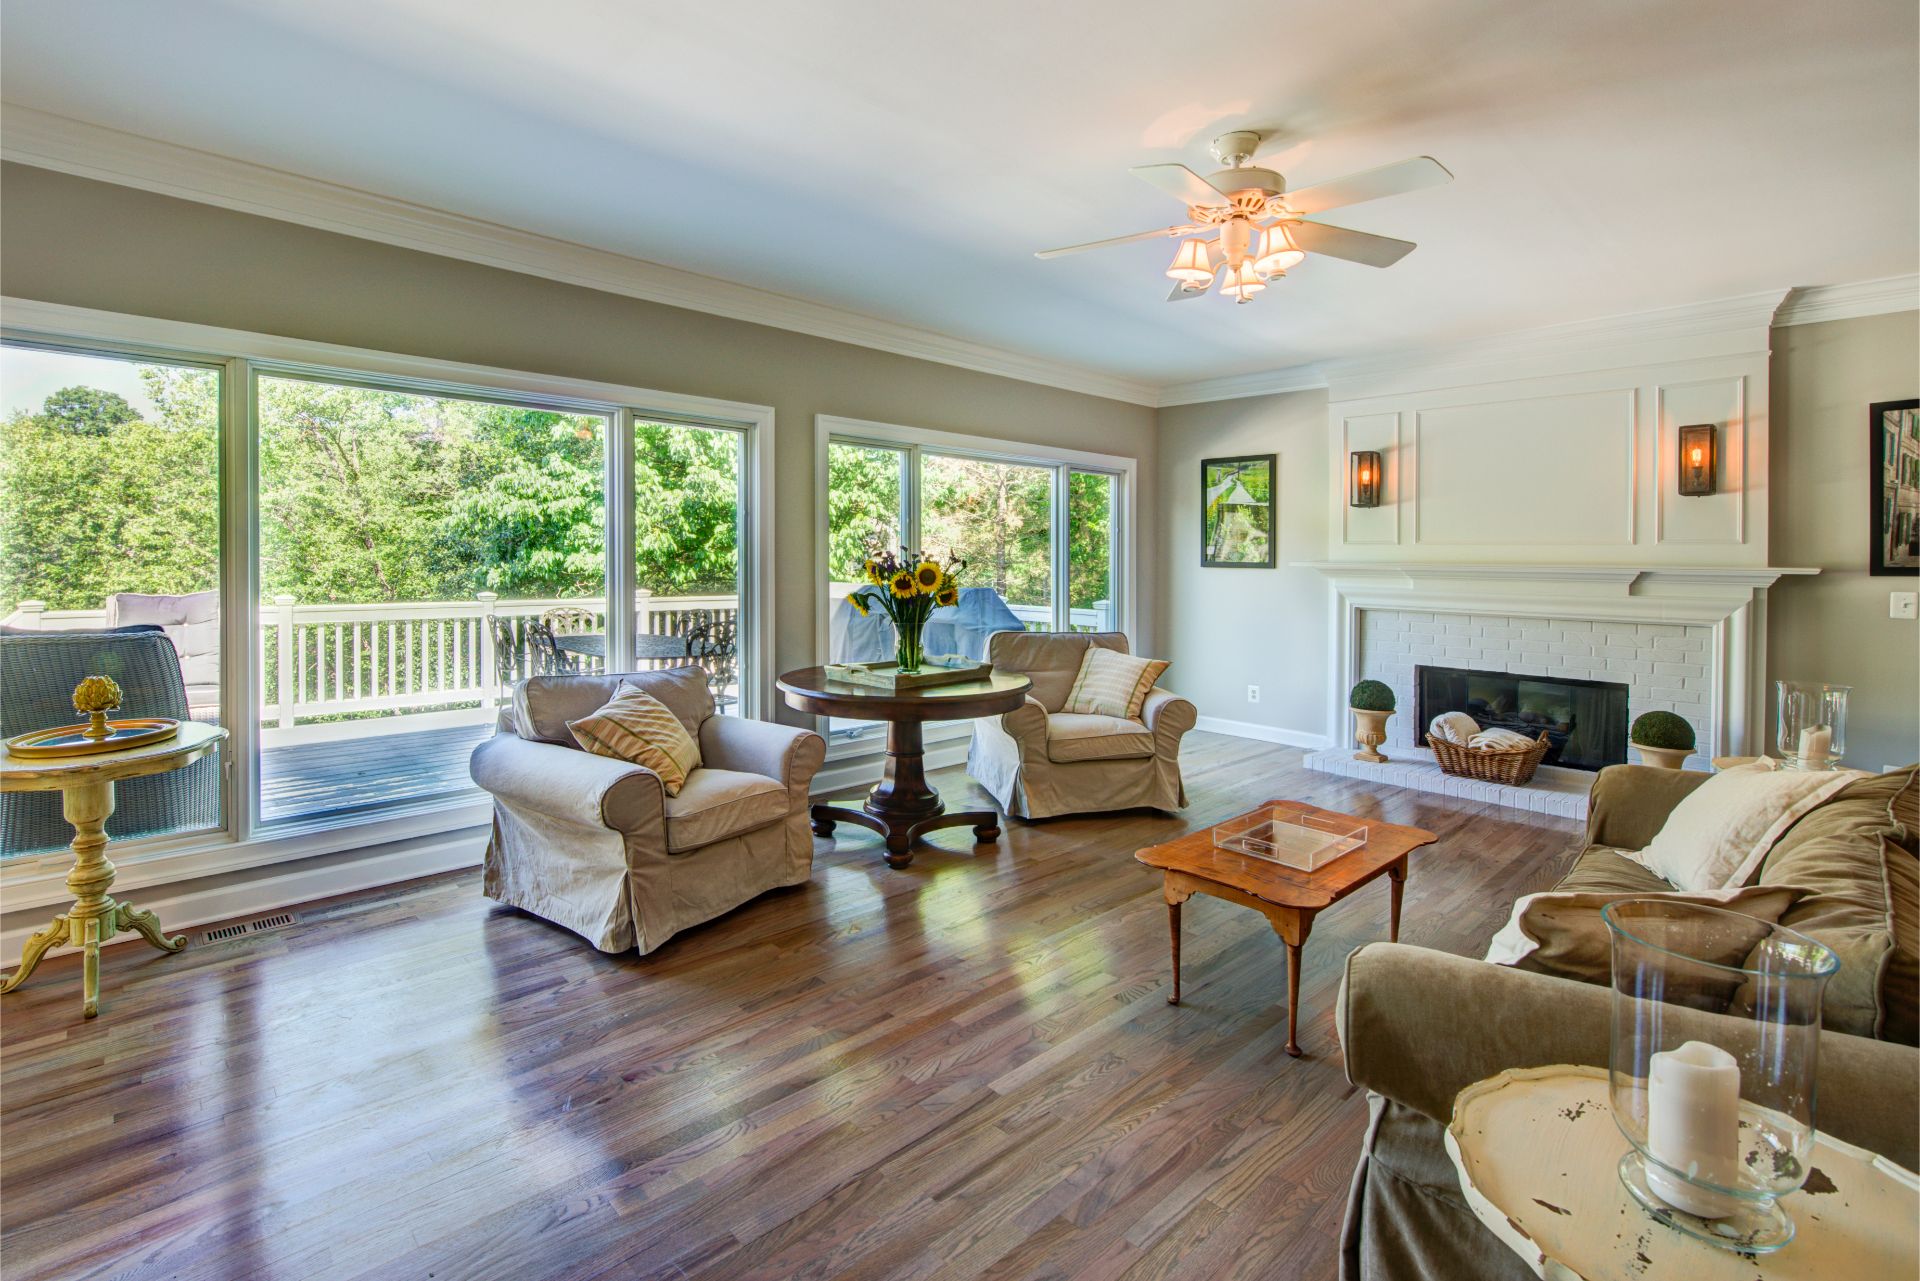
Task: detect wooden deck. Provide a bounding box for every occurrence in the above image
[0,733,1589,1281]
[259,722,494,821]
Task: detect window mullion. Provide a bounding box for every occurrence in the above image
[224,358,256,842]
[607,408,637,671]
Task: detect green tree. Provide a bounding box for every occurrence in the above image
[40,385,140,436]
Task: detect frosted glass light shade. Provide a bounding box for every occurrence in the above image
[1220,260,1265,303]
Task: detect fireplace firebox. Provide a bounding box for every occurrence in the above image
[1413,664,1630,772]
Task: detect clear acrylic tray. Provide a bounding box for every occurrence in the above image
[1211,807,1368,871]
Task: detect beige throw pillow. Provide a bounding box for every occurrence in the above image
[567,681,702,796]
[1484,884,1803,985]
[1063,647,1169,720]
[1624,763,1864,891]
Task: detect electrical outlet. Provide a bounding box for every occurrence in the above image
[1892,592,1918,620]
[1247,684,1261,704]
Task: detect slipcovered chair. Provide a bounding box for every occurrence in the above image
[967,631,1195,819]
[0,631,221,857]
[469,666,826,954]
[106,590,219,716]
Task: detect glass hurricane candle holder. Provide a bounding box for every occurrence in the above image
[1775,680,1848,769]
[1604,899,1837,1253]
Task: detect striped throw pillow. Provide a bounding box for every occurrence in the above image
[1063,647,1169,720]
[567,682,702,796]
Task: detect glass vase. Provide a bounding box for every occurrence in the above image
[1775,680,1849,769]
[895,621,925,675]
[1604,899,1837,1252]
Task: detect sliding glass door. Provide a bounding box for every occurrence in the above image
[0,343,227,851]
[254,372,610,826]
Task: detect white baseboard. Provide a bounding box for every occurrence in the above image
[0,828,487,962]
[1193,716,1334,752]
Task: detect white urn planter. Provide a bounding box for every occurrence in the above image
[1633,743,1691,770]
[1352,708,1392,764]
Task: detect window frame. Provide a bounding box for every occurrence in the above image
[0,297,775,909]
[812,414,1136,754]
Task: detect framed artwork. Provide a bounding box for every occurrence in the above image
[1201,454,1276,568]
[1871,398,1920,575]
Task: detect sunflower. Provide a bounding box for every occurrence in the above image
[889,569,917,598]
[848,591,871,617]
[914,561,942,592]
[863,558,883,586]
[934,585,959,607]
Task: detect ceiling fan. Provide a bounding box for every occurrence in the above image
[1036,131,1452,304]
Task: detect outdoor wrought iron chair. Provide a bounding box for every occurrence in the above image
[0,631,222,856]
[682,611,739,711]
[538,606,597,635]
[524,620,580,677]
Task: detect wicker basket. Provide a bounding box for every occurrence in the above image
[1426,732,1553,786]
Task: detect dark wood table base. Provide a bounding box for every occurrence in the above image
[808,717,1001,868]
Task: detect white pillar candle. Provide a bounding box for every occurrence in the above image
[1646,1040,1743,1217]
[1797,725,1832,766]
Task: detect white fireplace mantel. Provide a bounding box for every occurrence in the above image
[1299,561,1818,762]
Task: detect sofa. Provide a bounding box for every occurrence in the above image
[965,630,1196,819]
[1337,763,1920,1281]
[106,590,220,717]
[469,666,826,955]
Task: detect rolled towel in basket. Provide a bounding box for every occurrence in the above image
[1467,727,1537,751]
[1429,711,1481,745]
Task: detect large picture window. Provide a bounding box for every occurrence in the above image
[820,417,1130,742]
[0,306,771,888]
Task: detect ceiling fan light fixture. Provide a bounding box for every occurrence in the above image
[1220,260,1265,303]
[1165,238,1215,286]
[1254,224,1306,275]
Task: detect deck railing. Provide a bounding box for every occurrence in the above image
[2,592,737,728]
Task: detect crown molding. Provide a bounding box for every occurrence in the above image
[1154,362,1330,407]
[0,105,1160,407]
[1776,274,1920,326]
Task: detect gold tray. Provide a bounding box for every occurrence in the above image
[6,718,181,758]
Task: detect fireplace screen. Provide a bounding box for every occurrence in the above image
[1413,665,1630,772]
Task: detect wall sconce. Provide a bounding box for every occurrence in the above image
[1678,424,1717,497]
[1349,450,1382,507]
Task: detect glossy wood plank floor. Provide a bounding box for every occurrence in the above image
[0,733,1585,1281]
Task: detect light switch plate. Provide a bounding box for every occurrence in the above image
[1892,592,1918,620]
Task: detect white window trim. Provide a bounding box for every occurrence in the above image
[0,296,776,909]
[811,413,1137,759]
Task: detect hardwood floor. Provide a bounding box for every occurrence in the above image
[0,733,1585,1281]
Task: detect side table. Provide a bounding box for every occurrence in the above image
[1,721,227,1018]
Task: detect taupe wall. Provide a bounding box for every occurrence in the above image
[1154,388,1330,741]
[0,162,1157,724]
[1770,311,1920,770]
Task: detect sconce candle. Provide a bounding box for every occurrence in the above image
[1678,423,1717,496]
[1349,450,1383,508]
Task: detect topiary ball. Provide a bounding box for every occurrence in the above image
[1350,679,1396,712]
[1630,710,1695,751]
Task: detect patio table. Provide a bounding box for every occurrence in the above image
[553,634,690,664]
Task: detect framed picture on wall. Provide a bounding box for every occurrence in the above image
[1870,398,1920,575]
[1201,454,1276,568]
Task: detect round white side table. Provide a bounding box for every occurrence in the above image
[1445,1065,1918,1280]
[1,722,226,1018]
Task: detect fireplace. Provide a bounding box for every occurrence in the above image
[1413,664,1630,772]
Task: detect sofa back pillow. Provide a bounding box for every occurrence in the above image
[1756,767,1917,1040]
[1063,646,1169,721]
[1484,884,1802,987]
[1625,763,1863,892]
[567,681,703,796]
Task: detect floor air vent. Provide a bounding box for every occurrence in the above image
[202,913,297,944]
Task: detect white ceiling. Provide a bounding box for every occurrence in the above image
[2,0,1916,392]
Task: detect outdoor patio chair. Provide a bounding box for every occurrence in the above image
[539,606,597,635]
[105,590,220,716]
[490,616,525,688]
[524,620,580,677]
[683,612,739,711]
[0,631,222,857]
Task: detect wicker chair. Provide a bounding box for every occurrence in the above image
[0,632,221,857]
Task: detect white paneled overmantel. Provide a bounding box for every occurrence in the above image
[1299,563,1816,767]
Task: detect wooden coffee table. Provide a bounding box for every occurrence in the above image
[1135,800,1437,1057]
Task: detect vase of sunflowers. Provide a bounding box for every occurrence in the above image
[848,545,963,674]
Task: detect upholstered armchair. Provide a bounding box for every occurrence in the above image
[967,631,1196,819]
[469,666,826,954]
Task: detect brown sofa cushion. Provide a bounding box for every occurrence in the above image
[1886,842,1920,1047]
[1488,882,1801,984]
[1554,845,1675,895]
[1758,767,1916,1038]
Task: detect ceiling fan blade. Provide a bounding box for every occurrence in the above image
[1288,220,1418,268]
[1166,279,1212,302]
[1034,224,1198,259]
[1130,163,1232,207]
[1280,156,1453,216]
